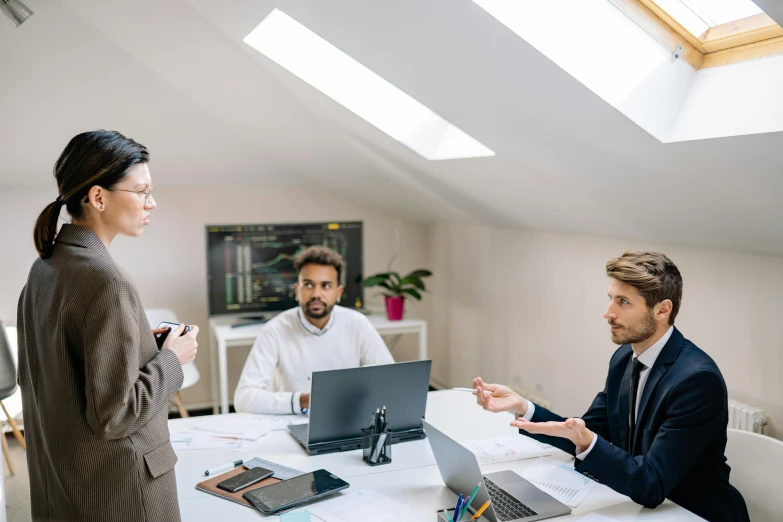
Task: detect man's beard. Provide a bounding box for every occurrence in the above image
[302,298,334,320]
[609,308,657,345]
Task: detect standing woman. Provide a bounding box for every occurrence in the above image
[17,130,198,521]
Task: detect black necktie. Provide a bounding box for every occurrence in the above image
[628,358,646,453]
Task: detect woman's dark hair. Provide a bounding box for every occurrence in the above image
[34,130,149,258]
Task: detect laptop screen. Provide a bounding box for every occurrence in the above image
[308,360,431,444]
[422,419,496,522]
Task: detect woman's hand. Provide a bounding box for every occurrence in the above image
[162,323,199,365]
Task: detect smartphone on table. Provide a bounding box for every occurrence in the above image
[216,467,274,493]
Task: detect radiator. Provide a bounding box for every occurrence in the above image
[728,399,768,434]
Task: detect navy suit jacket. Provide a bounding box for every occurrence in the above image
[523,328,749,522]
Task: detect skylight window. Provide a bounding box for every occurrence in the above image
[653,0,764,38]
[243,9,494,161]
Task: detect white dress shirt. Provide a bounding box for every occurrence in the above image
[234,305,395,414]
[520,326,674,459]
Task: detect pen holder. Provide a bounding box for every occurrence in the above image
[436,508,490,522]
[361,426,392,466]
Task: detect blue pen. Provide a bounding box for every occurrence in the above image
[453,494,463,522]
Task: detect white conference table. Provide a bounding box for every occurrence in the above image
[208,315,428,414]
[171,390,703,521]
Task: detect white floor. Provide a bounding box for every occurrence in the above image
[2,435,30,522]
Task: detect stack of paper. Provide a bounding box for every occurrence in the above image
[171,413,308,451]
[521,459,596,508]
[288,490,430,522]
[461,435,552,465]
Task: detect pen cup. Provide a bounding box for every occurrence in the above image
[361,426,392,466]
[436,507,490,522]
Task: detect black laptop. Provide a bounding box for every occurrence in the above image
[288,360,431,455]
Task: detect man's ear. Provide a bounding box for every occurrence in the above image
[656,299,673,321]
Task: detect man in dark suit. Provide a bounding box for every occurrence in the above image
[474,251,749,522]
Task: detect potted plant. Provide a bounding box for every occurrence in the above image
[363,269,432,320]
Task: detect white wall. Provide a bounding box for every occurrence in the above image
[474,0,783,143]
[431,222,783,440]
[668,52,783,142]
[0,186,432,408]
[473,0,696,141]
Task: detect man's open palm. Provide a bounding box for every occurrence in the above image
[473,377,524,414]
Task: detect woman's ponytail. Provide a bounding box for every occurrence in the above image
[33,198,65,259]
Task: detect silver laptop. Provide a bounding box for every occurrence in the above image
[423,419,571,522]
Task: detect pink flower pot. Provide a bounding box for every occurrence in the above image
[385,296,405,321]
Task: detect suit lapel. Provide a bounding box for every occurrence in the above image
[632,328,684,450]
[617,352,634,453]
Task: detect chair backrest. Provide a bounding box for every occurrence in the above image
[0,321,18,401]
[144,308,200,390]
[725,428,783,521]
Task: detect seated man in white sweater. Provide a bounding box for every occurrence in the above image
[234,246,394,414]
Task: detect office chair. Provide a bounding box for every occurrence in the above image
[145,309,201,418]
[0,322,26,475]
[725,428,783,521]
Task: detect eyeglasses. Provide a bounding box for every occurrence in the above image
[106,185,154,206]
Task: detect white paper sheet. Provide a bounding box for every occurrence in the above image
[462,435,552,465]
[521,458,596,508]
[184,413,307,441]
[289,490,430,522]
[170,431,245,451]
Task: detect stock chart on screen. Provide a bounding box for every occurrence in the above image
[206,222,363,316]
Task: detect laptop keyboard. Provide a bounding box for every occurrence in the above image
[484,477,539,521]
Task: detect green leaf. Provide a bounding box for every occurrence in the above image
[400,288,422,301]
[399,276,425,291]
[363,274,390,287]
[405,269,432,279]
[388,272,402,285]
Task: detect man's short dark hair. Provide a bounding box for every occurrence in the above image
[293,246,344,283]
[606,251,683,325]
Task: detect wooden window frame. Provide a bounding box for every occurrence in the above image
[610,0,783,70]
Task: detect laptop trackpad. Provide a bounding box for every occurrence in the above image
[501,479,556,510]
[487,470,523,485]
